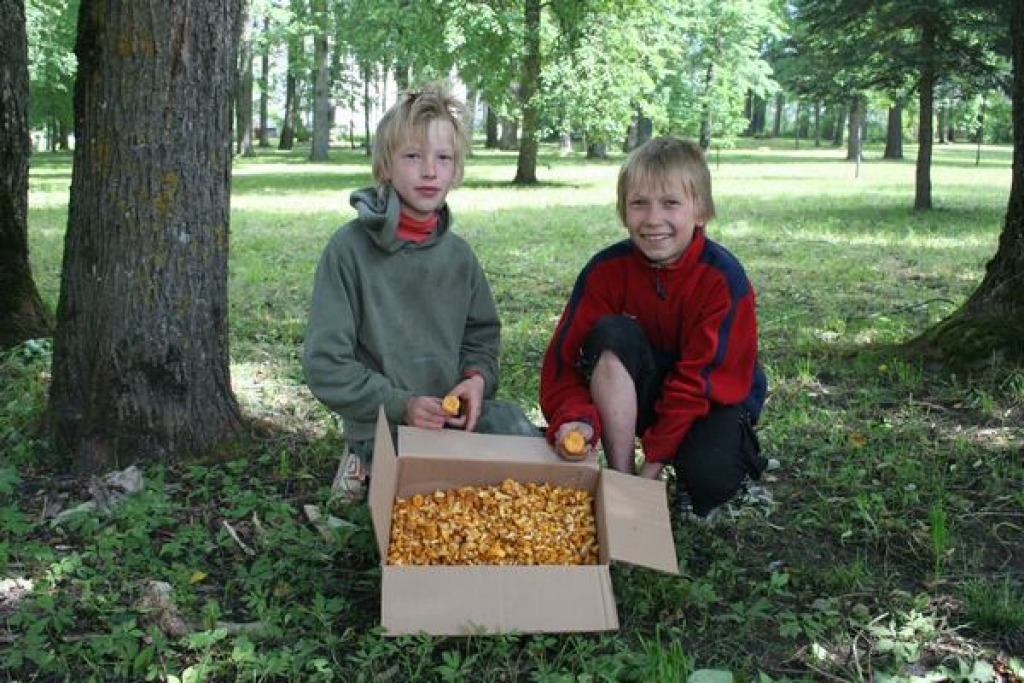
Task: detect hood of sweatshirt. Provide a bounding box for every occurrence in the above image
[349,186,452,254]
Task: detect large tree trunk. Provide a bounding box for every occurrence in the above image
[883,102,903,160]
[0,0,52,350]
[50,0,245,471]
[309,0,330,162]
[513,0,541,185]
[912,0,1024,362]
[914,21,936,211]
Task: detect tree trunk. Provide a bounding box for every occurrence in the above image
[813,101,821,147]
[846,96,863,161]
[50,0,245,471]
[235,8,254,157]
[771,92,784,137]
[513,0,541,185]
[279,71,296,150]
[499,116,519,150]
[485,104,499,149]
[883,102,903,159]
[586,142,607,159]
[463,87,479,157]
[698,52,717,151]
[258,14,270,147]
[362,64,372,156]
[912,0,1024,362]
[0,0,52,350]
[915,21,936,211]
[309,0,331,162]
[832,106,846,147]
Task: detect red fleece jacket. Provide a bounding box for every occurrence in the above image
[540,229,765,463]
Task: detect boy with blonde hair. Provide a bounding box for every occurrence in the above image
[540,137,767,517]
[304,83,536,501]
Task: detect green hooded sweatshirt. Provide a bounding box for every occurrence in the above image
[303,186,500,443]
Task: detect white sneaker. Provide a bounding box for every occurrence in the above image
[331,451,369,503]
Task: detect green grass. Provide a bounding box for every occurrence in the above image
[2,139,1022,681]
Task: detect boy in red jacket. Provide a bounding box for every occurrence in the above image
[540,137,767,517]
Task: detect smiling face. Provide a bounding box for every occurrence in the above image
[382,118,458,221]
[616,137,715,266]
[624,178,703,265]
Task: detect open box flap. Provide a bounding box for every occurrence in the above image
[369,408,398,559]
[381,565,618,635]
[398,424,579,463]
[598,469,679,574]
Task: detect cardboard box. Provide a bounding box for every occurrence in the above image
[368,409,679,636]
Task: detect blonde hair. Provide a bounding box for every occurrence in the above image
[616,137,715,225]
[372,82,470,192]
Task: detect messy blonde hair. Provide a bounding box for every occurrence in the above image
[616,137,715,225]
[372,82,470,193]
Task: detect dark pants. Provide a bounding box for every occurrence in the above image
[577,315,767,516]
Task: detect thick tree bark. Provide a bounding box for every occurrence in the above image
[50,0,245,471]
[912,0,1024,362]
[0,0,52,350]
[513,0,541,185]
[883,102,903,160]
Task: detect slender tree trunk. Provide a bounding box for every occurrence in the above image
[698,40,718,151]
[50,0,245,471]
[362,64,372,156]
[846,96,863,161]
[915,22,936,211]
[771,92,784,137]
[0,0,52,349]
[235,8,254,157]
[279,72,296,150]
[813,101,822,147]
[485,104,499,149]
[463,87,479,157]
[884,102,903,160]
[309,0,330,161]
[258,14,270,147]
[513,0,541,185]
[832,106,846,147]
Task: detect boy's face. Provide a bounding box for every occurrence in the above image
[385,118,458,221]
[624,178,703,266]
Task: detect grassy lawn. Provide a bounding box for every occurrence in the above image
[2,139,1022,681]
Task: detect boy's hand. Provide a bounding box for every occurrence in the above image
[404,396,450,430]
[638,460,664,479]
[445,374,485,432]
[554,421,594,461]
